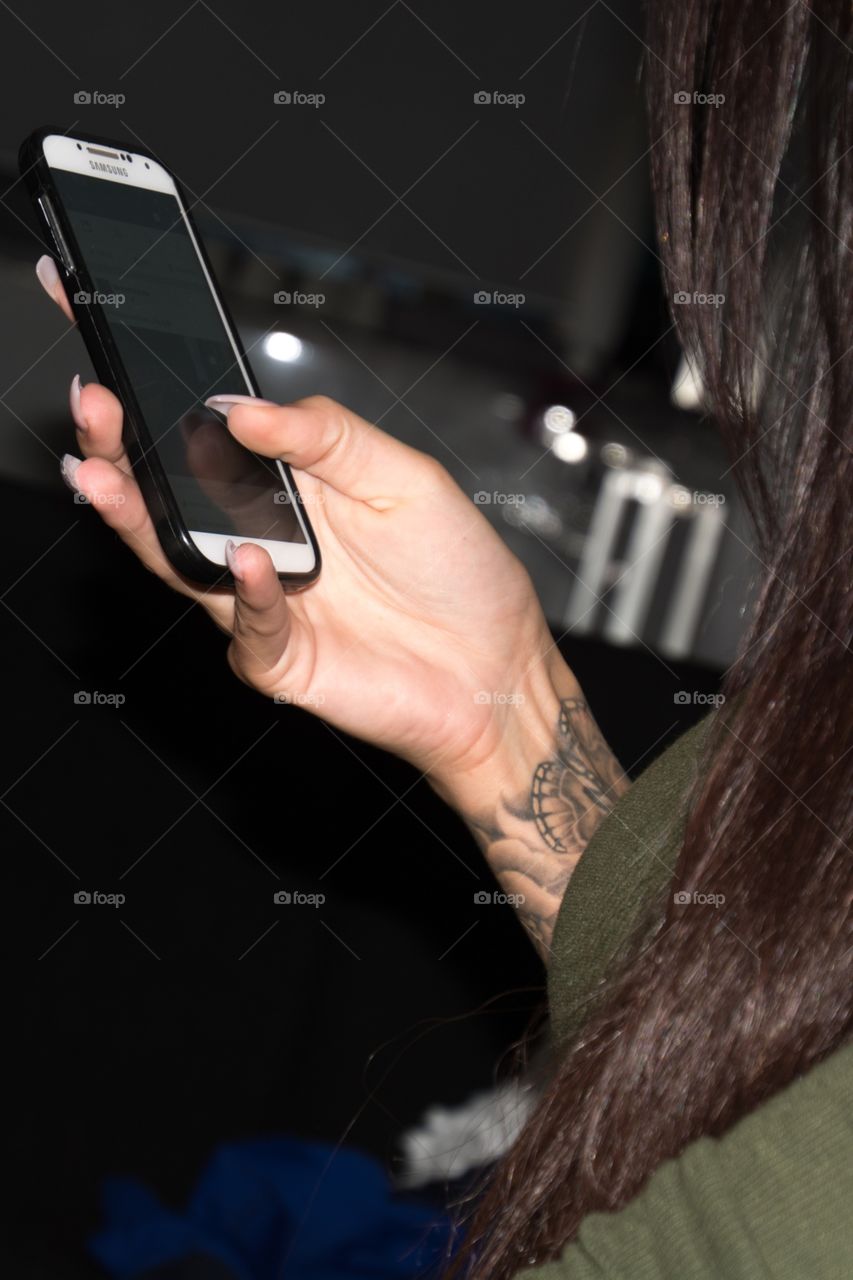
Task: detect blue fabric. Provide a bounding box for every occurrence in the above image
[90,1139,453,1279]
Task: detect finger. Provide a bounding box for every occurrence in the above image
[204,393,443,507]
[60,453,196,593]
[36,255,75,323]
[37,263,138,475]
[71,379,133,473]
[225,541,294,687]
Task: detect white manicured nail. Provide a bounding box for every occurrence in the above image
[60,453,83,492]
[70,375,87,431]
[36,254,60,295]
[204,394,277,419]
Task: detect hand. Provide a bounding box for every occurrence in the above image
[41,256,629,958]
[39,257,573,804]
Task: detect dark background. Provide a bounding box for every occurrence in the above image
[0,2,741,1274]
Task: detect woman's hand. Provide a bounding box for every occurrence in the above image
[40,256,628,956]
[40,258,560,782]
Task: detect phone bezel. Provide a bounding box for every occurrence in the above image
[19,126,321,586]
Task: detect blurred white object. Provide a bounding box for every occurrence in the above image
[543,403,576,434]
[671,351,705,410]
[551,430,588,463]
[264,331,304,363]
[397,1080,536,1189]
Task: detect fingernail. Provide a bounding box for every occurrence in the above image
[204,394,277,419]
[36,254,60,295]
[70,374,87,431]
[225,538,245,581]
[60,453,83,492]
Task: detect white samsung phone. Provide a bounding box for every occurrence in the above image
[21,128,320,586]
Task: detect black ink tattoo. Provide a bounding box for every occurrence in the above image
[463,697,627,960]
[531,698,624,853]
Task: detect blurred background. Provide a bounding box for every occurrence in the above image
[0,1,753,1274]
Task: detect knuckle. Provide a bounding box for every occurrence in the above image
[291,395,352,464]
[417,452,450,488]
[296,393,338,416]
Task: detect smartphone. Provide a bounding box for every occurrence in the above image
[19,127,321,586]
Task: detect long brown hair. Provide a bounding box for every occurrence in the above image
[450,2,853,1274]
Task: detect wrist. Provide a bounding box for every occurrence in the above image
[430,650,580,815]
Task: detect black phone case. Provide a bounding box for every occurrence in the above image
[19,125,321,588]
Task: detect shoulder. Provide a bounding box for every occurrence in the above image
[518,1041,853,1280]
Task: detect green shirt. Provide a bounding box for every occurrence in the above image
[519,717,853,1279]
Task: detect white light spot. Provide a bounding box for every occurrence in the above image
[543,403,576,434]
[265,332,304,363]
[552,431,588,463]
[601,442,629,467]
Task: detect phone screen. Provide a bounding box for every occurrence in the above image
[49,168,306,545]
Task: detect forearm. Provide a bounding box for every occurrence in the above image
[436,664,629,960]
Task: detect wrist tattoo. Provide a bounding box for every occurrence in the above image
[531,697,625,853]
[466,697,627,959]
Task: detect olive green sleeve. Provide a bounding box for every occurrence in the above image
[547,714,713,1048]
[517,710,852,1280]
[516,1041,853,1280]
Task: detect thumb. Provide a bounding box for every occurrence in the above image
[225,540,294,691]
[204,393,444,506]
